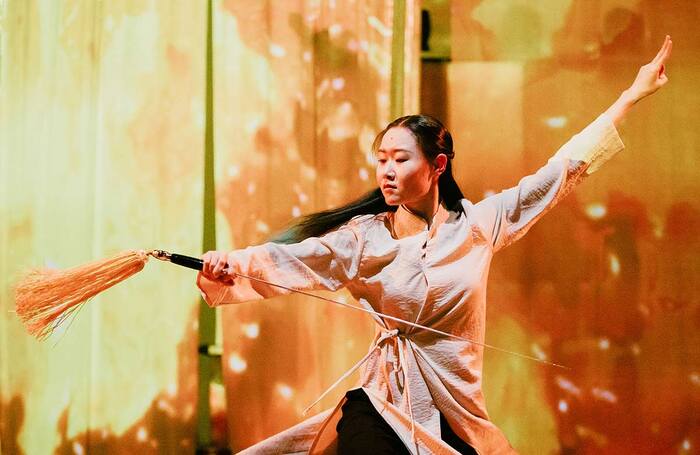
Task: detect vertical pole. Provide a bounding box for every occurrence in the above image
[197,0,217,452]
[390,0,407,119]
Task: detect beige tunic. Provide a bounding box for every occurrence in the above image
[198,113,624,454]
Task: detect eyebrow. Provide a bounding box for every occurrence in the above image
[376,148,413,154]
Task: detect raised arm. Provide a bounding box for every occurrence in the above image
[473,36,672,252]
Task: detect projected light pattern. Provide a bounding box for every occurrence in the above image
[1,1,205,453]
[1,1,699,454]
[211,1,420,450]
[447,3,699,453]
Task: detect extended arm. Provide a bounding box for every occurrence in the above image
[197,218,367,307]
[473,36,672,252]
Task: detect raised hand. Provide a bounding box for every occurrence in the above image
[627,35,673,102]
[604,35,672,126]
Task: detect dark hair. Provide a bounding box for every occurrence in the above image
[271,114,465,244]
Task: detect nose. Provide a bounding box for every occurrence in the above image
[384,163,396,180]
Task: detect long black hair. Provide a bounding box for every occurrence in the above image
[272,114,465,244]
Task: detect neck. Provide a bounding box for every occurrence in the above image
[403,185,441,227]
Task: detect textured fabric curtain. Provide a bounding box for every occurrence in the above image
[210,0,419,451]
[0,1,204,453]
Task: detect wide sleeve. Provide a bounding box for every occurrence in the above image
[196,216,368,307]
[472,113,624,252]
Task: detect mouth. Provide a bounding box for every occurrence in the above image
[382,184,397,191]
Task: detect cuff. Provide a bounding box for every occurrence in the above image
[551,113,625,175]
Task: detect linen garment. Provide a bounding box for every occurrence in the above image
[198,113,624,454]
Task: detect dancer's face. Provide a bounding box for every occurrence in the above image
[376,127,436,206]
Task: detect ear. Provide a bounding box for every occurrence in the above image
[434,154,448,177]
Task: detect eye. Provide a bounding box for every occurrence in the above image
[396,158,408,163]
[377,158,387,164]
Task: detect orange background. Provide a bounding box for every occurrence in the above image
[1,1,698,454]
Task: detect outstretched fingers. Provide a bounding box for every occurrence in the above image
[652,35,672,67]
[662,39,673,66]
[618,34,672,107]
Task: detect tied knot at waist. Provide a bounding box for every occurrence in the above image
[378,327,401,342]
[303,327,421,448]
[302,328,406,416]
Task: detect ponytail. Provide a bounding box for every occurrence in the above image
[438,160,464,212]
[270,188,396,244]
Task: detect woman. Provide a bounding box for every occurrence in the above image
[198,36,672,454]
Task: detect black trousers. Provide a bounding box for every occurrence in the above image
[336,389,478,454]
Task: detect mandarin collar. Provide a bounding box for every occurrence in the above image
[390,202,450,239]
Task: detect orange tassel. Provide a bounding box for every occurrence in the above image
[14,250,149,340]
